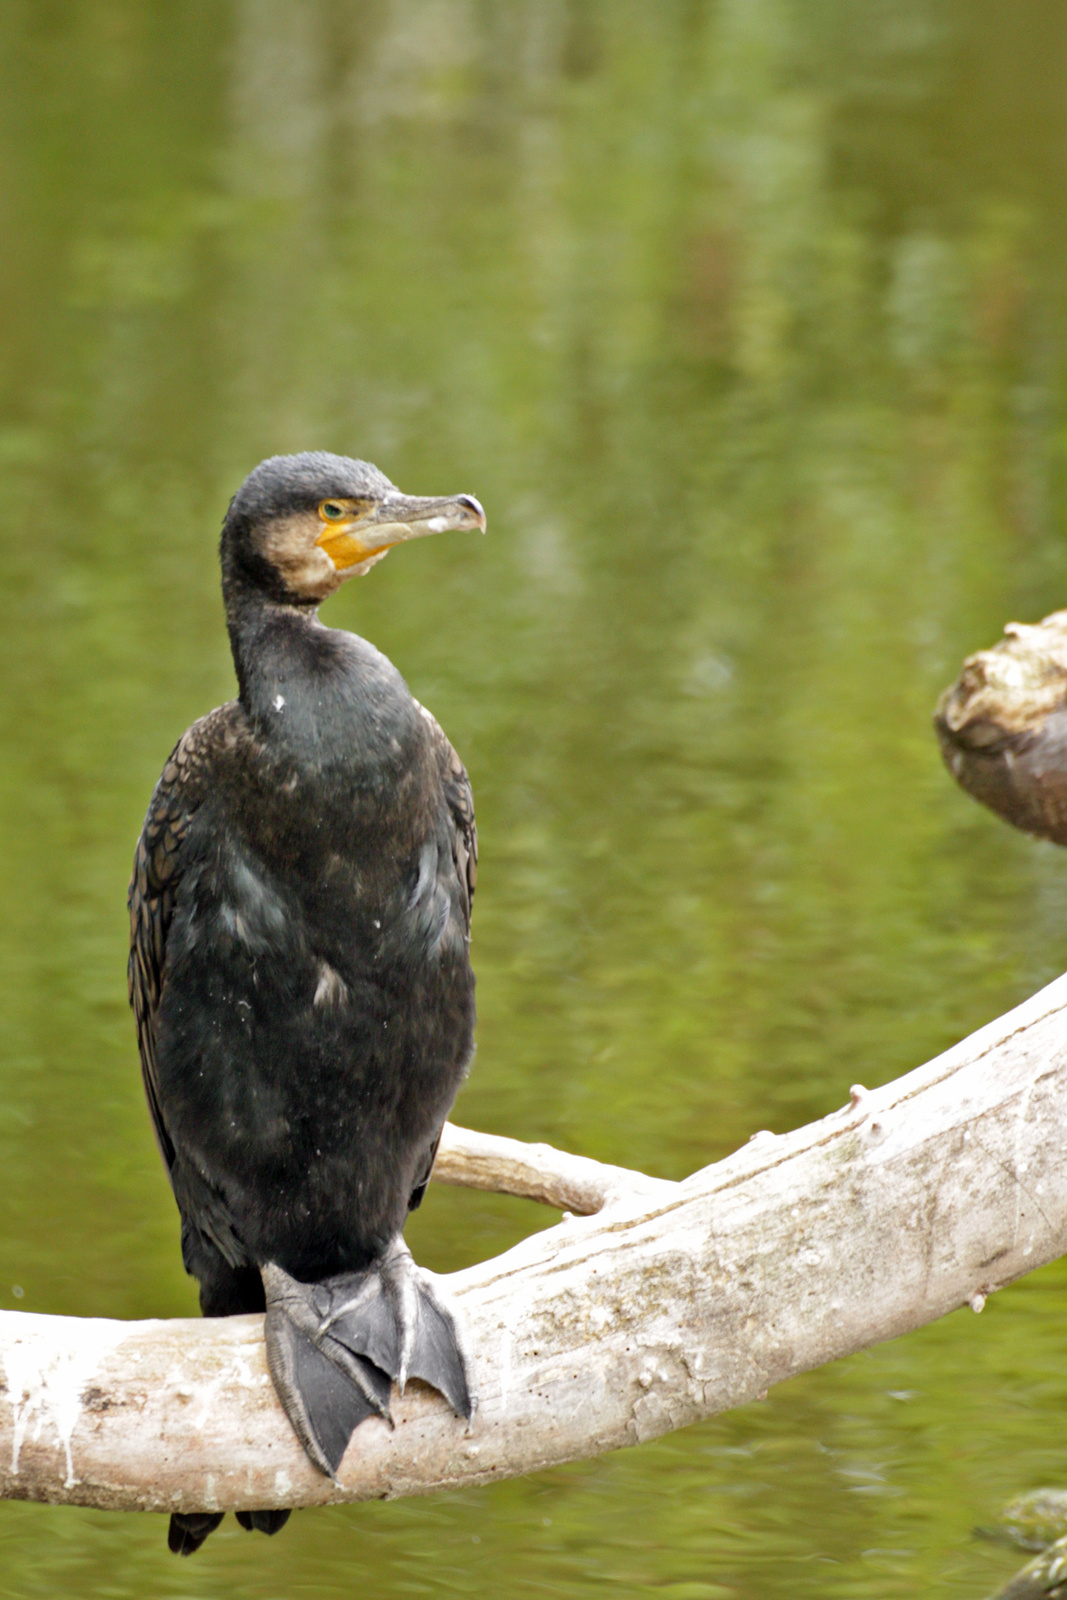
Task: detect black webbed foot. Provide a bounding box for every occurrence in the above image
[236,1509,292,1535]
[262,1240,475,1478]
[168,1510,225,1555]
[262,1264,392,1477]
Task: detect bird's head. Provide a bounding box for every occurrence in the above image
[220,452,486,607]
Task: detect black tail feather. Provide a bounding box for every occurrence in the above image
[236,1509,292,1536]
[168,1511,224,1556]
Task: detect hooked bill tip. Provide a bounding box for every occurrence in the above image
[456,493,487,531]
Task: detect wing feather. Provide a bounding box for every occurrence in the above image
[127,704,240,1174]
[406,702,476,1214]
[414,699,477,929]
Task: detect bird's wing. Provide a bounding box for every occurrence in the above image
[406,1128,442,1214]
[415,701,477,928]
[128,704,241,1174]
[405,703,476,1217]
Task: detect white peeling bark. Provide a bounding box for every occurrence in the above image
[2,972,1067,1515]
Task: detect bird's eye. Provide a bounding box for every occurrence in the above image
[320,501,347,521]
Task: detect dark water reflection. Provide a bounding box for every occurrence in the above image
[1,1,1066,1593]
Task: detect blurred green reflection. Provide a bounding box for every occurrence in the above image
[1,1,1066,1594]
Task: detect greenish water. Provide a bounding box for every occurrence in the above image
[1,2,1066,1594]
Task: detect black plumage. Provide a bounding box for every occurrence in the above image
[128,453,485,1554]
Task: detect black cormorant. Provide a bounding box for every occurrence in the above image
[128,453,485,1554]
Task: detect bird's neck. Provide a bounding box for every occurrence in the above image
[224,586,331,714]
[222,575,419,781]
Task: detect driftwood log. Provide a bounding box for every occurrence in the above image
[936,609,1067,843]
[1,972,1067,1517]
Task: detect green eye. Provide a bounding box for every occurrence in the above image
[320,501,346,521]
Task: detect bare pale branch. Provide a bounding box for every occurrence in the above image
[1,972,1066,1516]
[431,1122,676,1214]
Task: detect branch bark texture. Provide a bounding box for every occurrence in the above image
[2,972,1067,1516]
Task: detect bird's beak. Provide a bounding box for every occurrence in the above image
[316,493,486,572]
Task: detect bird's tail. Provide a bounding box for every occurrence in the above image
[262,1242,475,1478]
[168,1507,291,1556]
[168,1511,224,1555]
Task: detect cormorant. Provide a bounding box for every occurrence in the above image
[128,453,485,1555]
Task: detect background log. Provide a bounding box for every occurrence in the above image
[935,609,1067,843]
[1,970,1067,1516]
